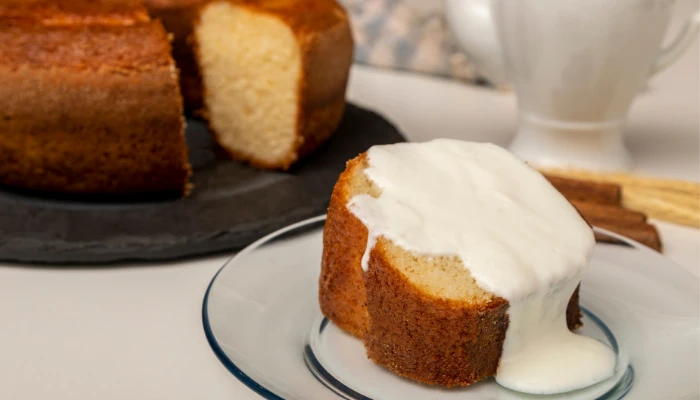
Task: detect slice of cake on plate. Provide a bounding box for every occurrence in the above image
[320,140,616,393]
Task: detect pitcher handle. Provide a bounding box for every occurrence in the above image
[651,11,700,75]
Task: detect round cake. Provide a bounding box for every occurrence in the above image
[0,0,353,195]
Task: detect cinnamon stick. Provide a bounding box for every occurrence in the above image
[571,200,647,225]
[586,219,663,252]
[545,174,621,206]
[539,173,662,251]
[541,168,700,228]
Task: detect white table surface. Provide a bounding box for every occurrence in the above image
[0,7,698,399]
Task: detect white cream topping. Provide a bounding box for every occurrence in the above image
[348,139,615,394]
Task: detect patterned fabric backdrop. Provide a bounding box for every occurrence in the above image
[339,0,489,85]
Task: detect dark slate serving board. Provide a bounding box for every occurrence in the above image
[0,104,405,264]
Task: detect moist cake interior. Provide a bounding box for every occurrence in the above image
[197,2,301,167]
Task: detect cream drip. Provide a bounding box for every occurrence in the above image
[347,139,615,394]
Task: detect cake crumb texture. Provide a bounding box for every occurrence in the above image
[194,0,353,169]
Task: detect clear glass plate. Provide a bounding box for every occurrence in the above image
[202,216,699,399]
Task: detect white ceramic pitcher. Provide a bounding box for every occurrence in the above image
[446,0,699,170]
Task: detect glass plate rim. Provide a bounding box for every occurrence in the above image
[202,215,327,400]
[201,214,694,400]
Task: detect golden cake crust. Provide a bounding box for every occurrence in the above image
[319,154,584,387]
[0,23,173,69]
[236,0,351,33]
[0,21,191,195]
[364,241,509,386]
[0,0,149,26]
[287,0,353,167]
[320,157,372,337]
